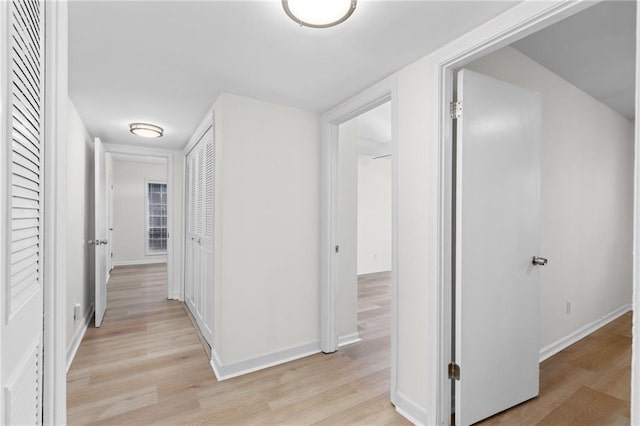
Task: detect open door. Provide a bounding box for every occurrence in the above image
[454,69,542,425]
[94,137,108,327]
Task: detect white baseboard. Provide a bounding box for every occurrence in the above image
[539,303,632,362]
[210,341,321,381]
[113,259,167,267]
[338,332,361,347]
[66,303,94,372]
[395,390,428,426]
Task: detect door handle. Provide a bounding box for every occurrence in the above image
[532,256,548,266]
[88,240,95,246]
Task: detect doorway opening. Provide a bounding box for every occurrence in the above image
[447,2,635,424]
[93,147,175,329]
[335,102,392,351]
[321,77,399,406]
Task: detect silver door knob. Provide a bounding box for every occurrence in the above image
[532,256,548,266]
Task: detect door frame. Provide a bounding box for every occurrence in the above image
[102,145,177,300]
[43,0,68,423]
[433,1,638,424]
[320,76,399,404]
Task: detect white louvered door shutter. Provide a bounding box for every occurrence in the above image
[185,153,198,311]
[194,146,205,323]
[2,0,45,424]
[183,124,214,347]
[201,124,214,343]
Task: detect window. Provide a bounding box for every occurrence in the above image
[146,181,167,254]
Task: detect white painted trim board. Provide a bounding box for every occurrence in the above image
[66,304,94,372]
[43,1,69,423]
[539,304,632,362]
[210,342,321,381]
[338,332,361,347]
[394,391,428,426]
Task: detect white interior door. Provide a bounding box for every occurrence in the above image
[2,0,45,423]
[94,137,108,327]
[455,69,542,425]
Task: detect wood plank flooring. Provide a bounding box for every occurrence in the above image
[67,265,407,425]
[68,265,632,425]
[476,311,632,425]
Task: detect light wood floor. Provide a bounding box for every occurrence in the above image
[67,265,407,425]
[68,265,632,425]
[476,311,631,425]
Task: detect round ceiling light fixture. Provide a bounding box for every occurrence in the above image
[129,122,164,138]
[282,0,357,28]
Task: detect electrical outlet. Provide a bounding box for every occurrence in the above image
[74,303,81,320]
[566,300,572,315]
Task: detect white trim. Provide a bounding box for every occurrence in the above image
[43,0,68,423]
[337,332,361,347]
[184,109,214,156]
[103,144,178,300]
[431,1,637,424]
[395,391,428,426]
[320,75,400,408]
[539,304,633,363]
[633,4,640,422]
[144,179,168,256]
[112,259,168,267]
[210,342,321,381]
[66,304,94,372]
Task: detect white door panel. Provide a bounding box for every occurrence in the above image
[2,0,45,423]
[94,137,108,327]
[455,69,542,426]
[184,125,214,345]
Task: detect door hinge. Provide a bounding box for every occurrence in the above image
[450,101,462,119]
[448,362,460,380]
[335,245,340,253]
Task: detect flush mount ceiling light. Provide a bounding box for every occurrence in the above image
[283,0,357,28]
[129,123,164,138]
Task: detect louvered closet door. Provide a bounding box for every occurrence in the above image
[184,125,214,346]
[2,0,45,424]
[201,130,214,341]
[185,154,196,310]
[195,146,205,323]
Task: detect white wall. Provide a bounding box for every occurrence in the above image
[112,159,167,265]
[65,99,94,354]
[467,46,634,349]
[212,93,321,367]
[357,155,392,275]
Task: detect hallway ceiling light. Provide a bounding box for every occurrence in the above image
[129,122,164,138]
[283,0,357,28]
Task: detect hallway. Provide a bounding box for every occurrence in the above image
[67,265,407,425]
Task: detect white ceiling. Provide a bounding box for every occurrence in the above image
[513,0,636,120]
[69,1,518,150]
